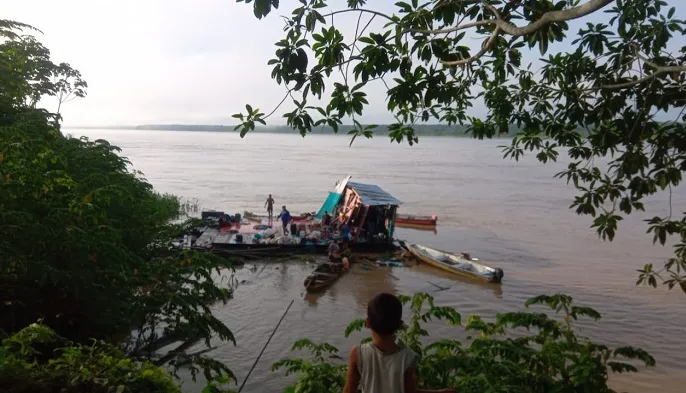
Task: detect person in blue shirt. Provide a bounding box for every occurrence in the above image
[341,222,351,241]
[277,205,292,235]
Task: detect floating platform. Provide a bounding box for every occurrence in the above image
[179,215,396,259]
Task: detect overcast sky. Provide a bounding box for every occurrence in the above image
[4,0,684,127]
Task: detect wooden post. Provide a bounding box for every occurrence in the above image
[388,205,397,242]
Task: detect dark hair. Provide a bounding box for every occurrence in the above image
[367,293,403,336]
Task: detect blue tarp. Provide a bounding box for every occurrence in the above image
[316,192,342,219]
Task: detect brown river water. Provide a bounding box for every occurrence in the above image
[69,129,685,393]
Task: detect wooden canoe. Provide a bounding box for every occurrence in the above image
[394,222,438,234]
[303,263,347,292]
[407,243,503,283]
[395,214,437,226]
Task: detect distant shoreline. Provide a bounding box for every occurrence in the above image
[63,124,521,138]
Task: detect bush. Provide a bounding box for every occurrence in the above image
[0,323,180,393]
[273,293,655,393]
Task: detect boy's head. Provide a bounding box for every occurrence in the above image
[366,293,403,336]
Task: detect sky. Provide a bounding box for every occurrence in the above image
[4,0,684,127]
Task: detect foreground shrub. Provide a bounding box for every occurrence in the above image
[0,324,180,393]
[273,293,655,393]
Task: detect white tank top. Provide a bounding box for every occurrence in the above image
[357,343,419,393]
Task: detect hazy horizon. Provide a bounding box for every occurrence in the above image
[6,0,684,127]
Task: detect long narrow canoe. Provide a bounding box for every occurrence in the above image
[396,214,437,226]
[303,263,347,292]
[407,243,504,283]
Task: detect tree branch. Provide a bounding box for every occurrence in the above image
[323,9,395,23]
[261,52,369,121]
[414,0,615,66]
[603,64,686,90]
[415,0,614,36]
[441,27,502,66]
[500,0,615,37]
[413,19,492,35]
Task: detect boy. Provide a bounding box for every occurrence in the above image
[342,293,455,393]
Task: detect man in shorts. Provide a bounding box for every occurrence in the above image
[265,194,275,221]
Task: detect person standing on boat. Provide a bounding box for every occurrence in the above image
[265,194,275,221]
[328,237,342,262]
[341,222,352,242]
[322,211,332,231]
[277,205,292,235]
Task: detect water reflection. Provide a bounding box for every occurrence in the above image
[303,265,400,309]
[345,266,399,309]
[412,263,504,299]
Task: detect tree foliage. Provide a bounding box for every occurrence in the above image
[0,19,237,389]
[0,324,181,393]
[273,292,655,393]
[234,0,686,292]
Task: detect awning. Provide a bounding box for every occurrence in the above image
[316,192,342,218]
[347,182,403,206]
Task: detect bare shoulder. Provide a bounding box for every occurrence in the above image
[401,345,419,357]
[401,346,420,367]
[348,344,359,361]
[347,344,361,371]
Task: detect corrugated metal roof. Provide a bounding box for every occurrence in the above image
[347,182,403,206]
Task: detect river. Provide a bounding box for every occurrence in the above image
[68,128,685,393]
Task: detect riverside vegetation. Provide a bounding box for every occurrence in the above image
[2,0,683,391]
[0,19,235,392]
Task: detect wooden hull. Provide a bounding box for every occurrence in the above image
[209,242,394,255]
[304,264,346,292]
[395,222,438,234]
[395,215,437,226]
[407,244,503,283]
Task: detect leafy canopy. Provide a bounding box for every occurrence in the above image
[234,0,686,293]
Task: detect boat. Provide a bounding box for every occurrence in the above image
[394,222,438,234]
[303,263,347,292]
[395,214,437,226]
[406,243,504,283]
